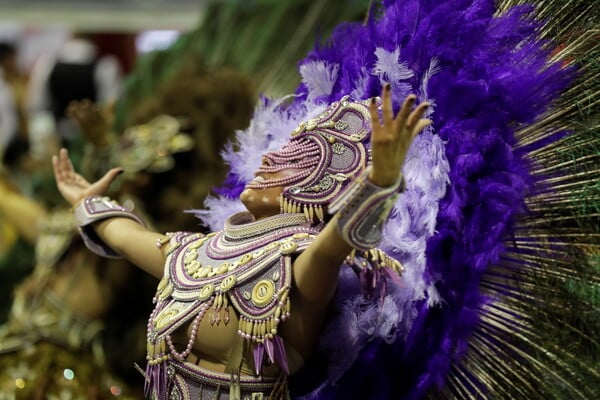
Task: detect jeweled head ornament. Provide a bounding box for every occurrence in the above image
[247,96,379,222]
[115,115,194,175]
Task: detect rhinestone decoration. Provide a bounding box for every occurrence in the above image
[167,366,176,378]
[319,175,334,191]
[335,120,349,130]
[332,142,346,154]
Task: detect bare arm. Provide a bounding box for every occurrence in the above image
[53,148,166,278]
[0,179,47,244]
[92,217,166,278]
[282,87,430,356]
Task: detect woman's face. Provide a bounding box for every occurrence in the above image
[240,157,302,220]
[241,139,320,219]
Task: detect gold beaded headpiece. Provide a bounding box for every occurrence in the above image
[248,96,378,222]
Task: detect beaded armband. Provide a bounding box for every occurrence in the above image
[329,168,404,250]
[73,195,145,258]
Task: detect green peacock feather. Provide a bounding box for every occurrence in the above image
[437,1,600,398]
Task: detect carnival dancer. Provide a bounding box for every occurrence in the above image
[53,86,429,399]
[53,0,600,397]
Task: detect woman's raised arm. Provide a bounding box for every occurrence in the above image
[283,87,430,356]
[53,148,167,278]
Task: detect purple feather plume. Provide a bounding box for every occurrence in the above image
[289,1,572,399]
[198,0,573,398]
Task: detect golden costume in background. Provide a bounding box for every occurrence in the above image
[0,211,138,399]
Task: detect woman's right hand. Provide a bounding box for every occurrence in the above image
[52,148,123,206]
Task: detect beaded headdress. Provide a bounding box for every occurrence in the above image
[247,96,379,222]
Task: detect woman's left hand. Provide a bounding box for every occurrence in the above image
[368,84,430,187]
[53,148,123,207]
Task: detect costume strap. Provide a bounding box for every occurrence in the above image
[329,168,404,251]
[73,195,145,258]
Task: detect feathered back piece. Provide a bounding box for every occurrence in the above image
[464,0,600,398]
[200,0,599,398]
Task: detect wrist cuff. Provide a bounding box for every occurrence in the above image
[74,195,145,258]
[329,168,404,250]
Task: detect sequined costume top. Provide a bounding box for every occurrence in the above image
[145,212,321,399]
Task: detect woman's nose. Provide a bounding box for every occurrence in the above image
[261,156,273,167]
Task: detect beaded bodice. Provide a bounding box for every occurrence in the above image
[145,212,320,398]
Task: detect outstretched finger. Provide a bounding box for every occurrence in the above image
[52,154,63,182]
[368,97,382,138]
[55,148,70,179]
[58,148,74,178]
[412,119,432,140]
[65,150,77,176]
[406,102,429,132]
[94,167,124,192]
[382,84,394,128]
[395,94,416,130]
